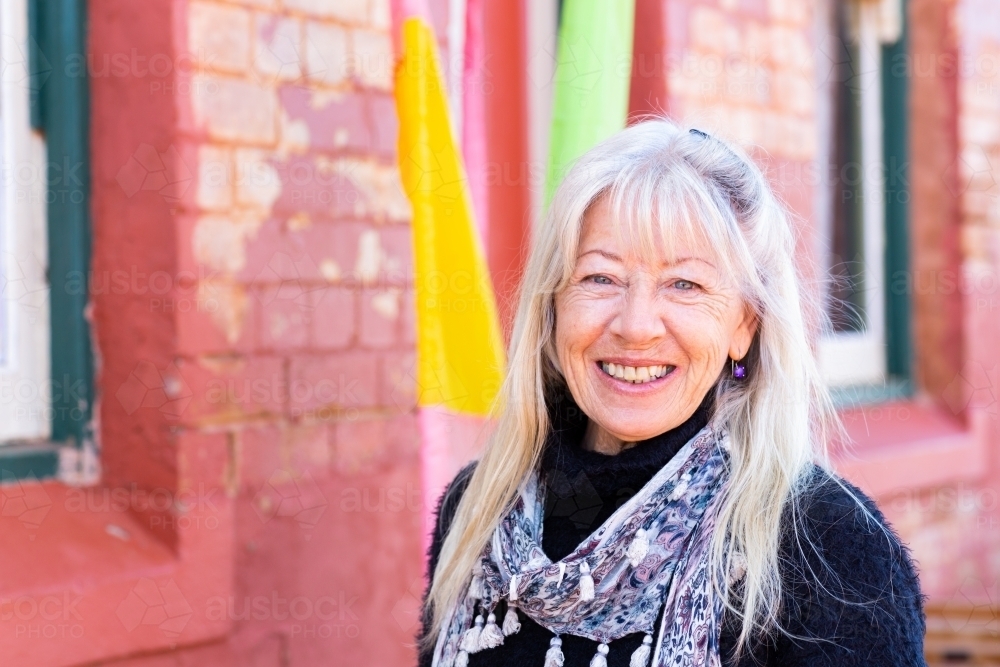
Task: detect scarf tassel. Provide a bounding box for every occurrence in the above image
[455,650,469,667]
[478,613,505,650]
[626,528,649,567]
[590,642,610,667]
[468,562,485,600]
[460,615,484,654]
[503,605,521,635]
[630,634,653,667]
[544,637,565,667]
[579,561,595,601]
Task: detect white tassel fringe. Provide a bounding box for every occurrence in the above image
[460,615,484,653]
[590,642,610,667]
[478,613,505,650]
[455,649,469,667]
[502,605,521,636]
[629,634,653,667]
[468,562,485,600]
[579,561,595,601]
[626,528,649,567]
[669,472,692,501]
[544,637,565,667]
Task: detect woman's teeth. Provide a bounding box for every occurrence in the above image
[600,362,673,384]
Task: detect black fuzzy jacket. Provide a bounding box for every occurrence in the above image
[417,393,927,666]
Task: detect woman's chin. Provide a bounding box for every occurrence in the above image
[590,413,679,444]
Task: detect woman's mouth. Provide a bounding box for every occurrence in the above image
[599,361,676,384]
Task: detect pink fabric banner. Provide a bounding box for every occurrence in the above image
[390,0,432,54]
[462,0,489,244]
[419,408,493,566]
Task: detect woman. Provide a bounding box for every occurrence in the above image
[417,120,926,667]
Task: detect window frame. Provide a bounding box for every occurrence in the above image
[818,0,912,403]
[0,0,51,443]
[0,0,93,481]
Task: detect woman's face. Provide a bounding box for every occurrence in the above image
[554,197,757,445]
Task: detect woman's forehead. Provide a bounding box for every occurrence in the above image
[578,196,720,267]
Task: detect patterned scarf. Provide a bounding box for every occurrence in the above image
[431,423,732,667]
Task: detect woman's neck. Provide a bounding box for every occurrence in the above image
[581,420,639,455]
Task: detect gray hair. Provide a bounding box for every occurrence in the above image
[423,118,846,655]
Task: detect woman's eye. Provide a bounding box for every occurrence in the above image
[673,279,697,290]
[588,275,614,285]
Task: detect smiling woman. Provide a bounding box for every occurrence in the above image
[417,120,926,667]
[556,196,757,456]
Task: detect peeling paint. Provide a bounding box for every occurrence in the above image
[319,158,411,222]
[279,107,311,158]
[309,89,344,110]
[371,288,401,320]
[192,212,266,274]
[199,281,248,345]
[320,259,342,282]
[355,230,384,284]
[235,149,283,211]
[288,211,311,230]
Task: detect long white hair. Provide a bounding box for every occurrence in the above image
[422,118,845,654]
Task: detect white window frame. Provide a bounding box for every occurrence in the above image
[817,0,901,388]
[0,0,51,442]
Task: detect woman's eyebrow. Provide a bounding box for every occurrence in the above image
[578,249,623,262]
[579,248,717,270]
[669,257,718,270]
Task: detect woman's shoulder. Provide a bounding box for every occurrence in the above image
[789,465,916,568]
[785,464,923,598]
[426,461,479,572]
[770,464,927,665]
[436,462,478,532]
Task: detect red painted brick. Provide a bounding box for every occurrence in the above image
[238,424,284,489]
[288,351,379,414]
[254,282,310,350]
[281,220,411,286]
[330,413,419,477]
[176,281,256,355]
[178,355,286,423]
[368,92,398,157]
[310,285,355,349]
[381,349,417,414]
[177,430,230,492]
[359,287,400,348]
[400,285,416,346]
[278,86,371,153]
[238,422,330,490]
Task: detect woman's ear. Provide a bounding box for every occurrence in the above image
[728,305,758,360]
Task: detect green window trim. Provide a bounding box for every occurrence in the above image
[882,0,912,385]
[3,0,94,481]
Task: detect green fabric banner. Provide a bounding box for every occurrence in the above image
[545,0,636,204]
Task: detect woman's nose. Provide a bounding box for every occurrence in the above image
[611,282,665,345]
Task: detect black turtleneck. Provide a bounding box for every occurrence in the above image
[417,390,926,667]
[539,388,714,562]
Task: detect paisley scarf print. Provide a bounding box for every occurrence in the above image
[432,423,731,667]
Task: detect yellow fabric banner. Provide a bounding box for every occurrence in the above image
[394,17,505,416]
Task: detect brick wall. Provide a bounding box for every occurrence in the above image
[60,0,1000,664]
[655,0,821,289]
[89,0,439,664]
[175,0,426,663]
[640,0,1000,607]
[878,0,1000,604]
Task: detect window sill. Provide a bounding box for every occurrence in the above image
[0,441,62,480]
[832,398,986,497]
[0,481,233,665]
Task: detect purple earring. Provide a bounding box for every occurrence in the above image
[731,357,746,380]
